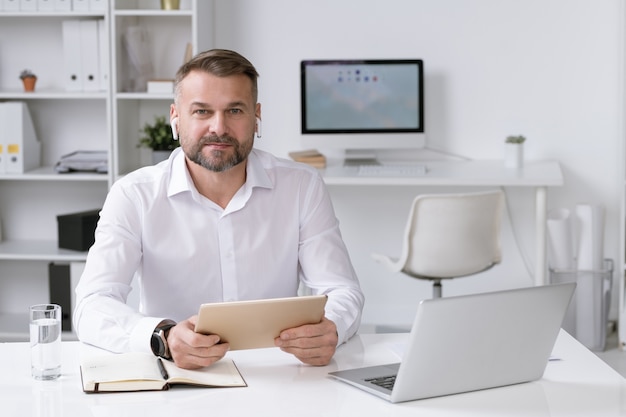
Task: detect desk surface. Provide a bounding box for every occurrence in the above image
[321,159,563,186]
[4,331,625,416]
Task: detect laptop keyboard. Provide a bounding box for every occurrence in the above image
[365,374,397,390]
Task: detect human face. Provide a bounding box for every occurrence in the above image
[174,70,259,173]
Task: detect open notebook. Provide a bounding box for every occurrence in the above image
[329,283,575,403]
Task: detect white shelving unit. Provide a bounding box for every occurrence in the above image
[0,0,214,342]
[111,0,213,179]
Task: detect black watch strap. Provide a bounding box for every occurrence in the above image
[151,320,176,359]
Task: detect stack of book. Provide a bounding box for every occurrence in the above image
[288,149,326,168]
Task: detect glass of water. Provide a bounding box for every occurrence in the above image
[29,304,62,380]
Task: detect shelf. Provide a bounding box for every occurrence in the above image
[0,240,88,262]
[0,90,108,100]
[0,11,106,17]
[0,166,109,181]
[114,9,193,17]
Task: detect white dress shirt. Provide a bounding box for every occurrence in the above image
[73,148,364,354]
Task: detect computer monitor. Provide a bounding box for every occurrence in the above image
[300,59,425,165]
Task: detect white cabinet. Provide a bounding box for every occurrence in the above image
[0,0,213,341]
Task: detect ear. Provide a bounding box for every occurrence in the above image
[171,117,179,140]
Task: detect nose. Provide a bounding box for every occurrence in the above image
[209,113,227,137]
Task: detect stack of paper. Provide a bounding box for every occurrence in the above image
[54,150,108,173]
[288,149,326,168]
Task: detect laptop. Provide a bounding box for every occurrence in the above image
[329,283,576,403]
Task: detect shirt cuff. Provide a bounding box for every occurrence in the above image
[129,316,170,353]
[326,312,349,346]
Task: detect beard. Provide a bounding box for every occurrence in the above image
[185,134,253,172]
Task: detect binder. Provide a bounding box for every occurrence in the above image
[48,263,72,332]
[1,102,41,174]
[72,0,89,11]
[80,20,100,91]
[79,20,100,91]
[0,143,5,174]
[2,0,20,11]
[37,0,55,10]
[19,0,36,10]
[88,0,106,10]
[97,19,109,91]
[54,0,71,10]
[62,20,83,91]
[0,106,6,174]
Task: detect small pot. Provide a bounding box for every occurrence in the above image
[160,0,180,10]
[504,143,524,169]
[22,76,37,92]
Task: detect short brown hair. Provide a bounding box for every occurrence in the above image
[174,49,259,103]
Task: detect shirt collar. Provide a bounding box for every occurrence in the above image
[167,148,274,198]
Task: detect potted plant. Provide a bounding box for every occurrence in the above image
[19,69,37,92]
[504,135,526,169]
[138,116,179,164]
[505,135,526,145]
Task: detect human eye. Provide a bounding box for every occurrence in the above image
[191,108,211,119]
[228,108,245,118]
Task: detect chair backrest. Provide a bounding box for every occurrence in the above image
[399,190,504,278]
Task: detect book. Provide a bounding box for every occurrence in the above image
[147,79,174,94]
[80,352,247,393]
[288,149,326,168]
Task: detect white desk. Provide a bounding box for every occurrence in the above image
[321,160,564,285]
[4,331,624,416]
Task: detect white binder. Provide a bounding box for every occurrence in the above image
[2,0,20,11]
[62,20,83,91]
[2,102,41,174]
[72,0,89,10]
[88,0,106,10]
[37,0,55,10]
[80,20,100,92]
[97,19,109,91]
[19,0,36,10]
[54,0,71,10]
[0,107,6,174]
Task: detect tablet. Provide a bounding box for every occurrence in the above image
[194,295,328,350]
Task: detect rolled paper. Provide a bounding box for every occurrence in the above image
[547,208,575,270]
[575,204,604,271]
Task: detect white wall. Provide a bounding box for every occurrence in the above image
[214,0,624,329]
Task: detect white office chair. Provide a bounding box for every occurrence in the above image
[372,190,504,298]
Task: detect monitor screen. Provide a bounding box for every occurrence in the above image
[300,59,425,161]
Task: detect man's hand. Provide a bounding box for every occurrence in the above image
[274,317,338,366]
[166,315,230,369]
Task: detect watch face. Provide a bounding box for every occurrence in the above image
[151,332,165,356]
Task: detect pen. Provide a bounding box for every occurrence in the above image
[157,357,170,380]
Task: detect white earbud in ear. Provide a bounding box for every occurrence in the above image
[255,117,262,138]
[171,117,179,140]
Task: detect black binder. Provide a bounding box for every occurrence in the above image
[48,263,72,332]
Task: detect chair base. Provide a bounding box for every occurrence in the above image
[433,280,442,298]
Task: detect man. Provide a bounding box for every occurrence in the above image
[73,49,364,369]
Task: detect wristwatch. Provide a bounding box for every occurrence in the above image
[150,320,176,359]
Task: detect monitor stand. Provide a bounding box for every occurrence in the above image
[343,149,380,166]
